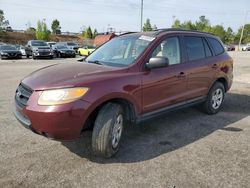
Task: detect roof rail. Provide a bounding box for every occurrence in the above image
[118,32,138,36]
[153,28,214,36]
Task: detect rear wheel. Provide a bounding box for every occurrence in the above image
[201,82,225,114]
[92,103,124,158]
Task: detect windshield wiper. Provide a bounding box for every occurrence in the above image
[87,60,103,65]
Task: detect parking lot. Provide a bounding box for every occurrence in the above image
[0,52,250,187]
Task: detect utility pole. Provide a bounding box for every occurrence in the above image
[239,11,249,51]
[140,0,143,31]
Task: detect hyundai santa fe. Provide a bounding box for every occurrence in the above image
[14,29,233,158]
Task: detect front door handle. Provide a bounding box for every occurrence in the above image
[177,72,186,77]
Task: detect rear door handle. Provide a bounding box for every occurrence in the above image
[212,64,218,69]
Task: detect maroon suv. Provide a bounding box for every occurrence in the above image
[14,29,233,158]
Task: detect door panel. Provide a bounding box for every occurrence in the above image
[186,59,215,100]
[183,36,215,100]
[142,64,189,113]
[141,36,189,113]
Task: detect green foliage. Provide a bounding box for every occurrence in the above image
[171,16,237,44]
[84,26,93,39]
[36,20,51,41]
[51,19,61,34]
[93,29,98,38]
[0,9,9,36]
[235,24,250,44]
[143,19,153,32]
[195,16,210,31]
[25,27,36,35]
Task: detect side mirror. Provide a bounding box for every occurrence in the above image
[146,57,169,69]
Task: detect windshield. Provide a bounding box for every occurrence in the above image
[86,45,96,49]
[67,42,77,46]
[31,41,48,46]
[86,35,154,67]
[0,45,17,50]
[57,45,68,49]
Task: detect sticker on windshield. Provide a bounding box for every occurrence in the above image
[139,35,155,42]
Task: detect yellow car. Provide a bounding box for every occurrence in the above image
[78,45,96,56]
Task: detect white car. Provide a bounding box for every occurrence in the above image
[15,45,26,56]
[242,44,250,51]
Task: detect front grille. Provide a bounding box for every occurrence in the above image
[15,83,33,108]
[10,53,17,57]
[39,52,50,55]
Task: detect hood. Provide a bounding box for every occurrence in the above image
[22,62,124,90]
[32,46,51,50]
[59,49,74,52]
[1,50,21,53]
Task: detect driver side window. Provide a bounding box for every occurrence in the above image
[151,37,181,65]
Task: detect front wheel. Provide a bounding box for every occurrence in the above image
[92,103,124,158]
[201,82,225,115]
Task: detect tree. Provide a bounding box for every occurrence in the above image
[84,26,93,39]
[25,27,36,35]
[170,16,234,43]
[153,24,158,30]
[235,24,250,44]
[143,18,152,32]
[195,16,210,31]
[93,29,98,38]
[225,27,235,44]
[172,19,181,28]
[36,20,50,41]
[0,9,9,36]
[209,25,227,43]
[51,19,61,34]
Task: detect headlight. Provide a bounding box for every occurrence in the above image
[1,52,8,55]
[38,87,89,105]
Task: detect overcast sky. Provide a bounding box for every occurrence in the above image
[0,0,249,33]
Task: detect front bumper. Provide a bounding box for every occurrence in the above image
[33,51,53,57]
[1,54,22,59]
[60,52,75,57]
[14,91,91,141]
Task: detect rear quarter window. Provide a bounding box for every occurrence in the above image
[207,37,225,56]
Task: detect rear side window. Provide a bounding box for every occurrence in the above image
[203,38,212,57]
[184,36,205,61]
[207,37,224,55]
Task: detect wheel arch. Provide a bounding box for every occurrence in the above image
[82,97,138,132]
[216,77,228,91]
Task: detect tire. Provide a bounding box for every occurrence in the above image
[92,103,124,158]
[32,55,36,60]
[201,82,225,115]
[26,55,30,58]
[58,53,61,58]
